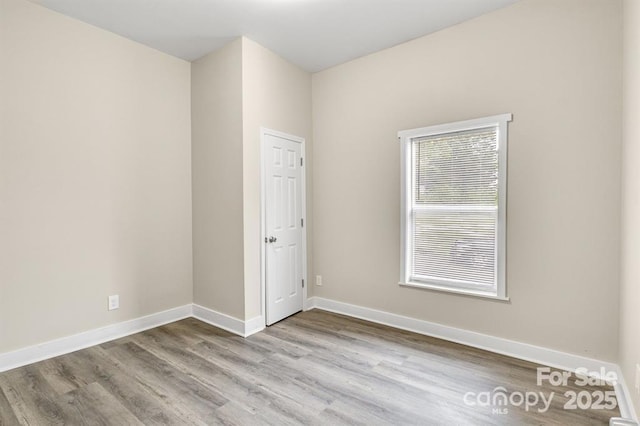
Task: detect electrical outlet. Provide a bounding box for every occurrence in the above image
[108,295,120,311]
[315,275,323,286]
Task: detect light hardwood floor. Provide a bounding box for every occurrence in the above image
[0,310,620,425]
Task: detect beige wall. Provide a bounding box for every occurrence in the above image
[0,0,193,353]
[191,37,311,321]
[241,38,313,319]
[620,0,640,416]
[312,0,622,361]
[191,39,245,319]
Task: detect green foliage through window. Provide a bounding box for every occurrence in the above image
[413,128,498,206]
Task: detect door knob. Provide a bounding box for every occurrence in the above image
[268,236,277,243]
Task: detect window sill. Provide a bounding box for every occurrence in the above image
[399,281,510,302]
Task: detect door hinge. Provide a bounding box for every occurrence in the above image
[301,218,304,227]
[302,279,305,288]
[300,157,303,167]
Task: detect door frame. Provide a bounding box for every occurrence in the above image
[260,127,308,325]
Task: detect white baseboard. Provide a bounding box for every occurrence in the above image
[0,304,193,373]
[303,297,315,311]
[192,304,264,337]
[614,369,639,421]
[244,315,266,337]
[306,296,636,421]
[192,304,245,336]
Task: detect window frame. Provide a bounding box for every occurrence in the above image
[398,114,512,300]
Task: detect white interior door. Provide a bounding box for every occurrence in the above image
[264,131,304,325]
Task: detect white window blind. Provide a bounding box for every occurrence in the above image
[399,114,511,299]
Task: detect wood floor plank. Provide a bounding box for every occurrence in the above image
[145,321,206,348]
[0,365,67,425]
[106,342,227,424]
[55,382,143,425]
[129,329,313,425]
[0,310,620,425]
[64,346,189,425]
[122,325,299,419]
[0,386,20,426]
[265,322,397,369]
[207,401,262,426]
[245,330,313,359]
[286,352,443,424]
[37,357,89,396]
[187,340,329,420]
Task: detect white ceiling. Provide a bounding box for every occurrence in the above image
[29,0,520,72]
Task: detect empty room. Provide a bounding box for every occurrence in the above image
[1,0,639,424]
